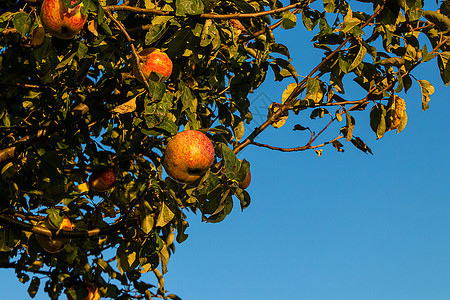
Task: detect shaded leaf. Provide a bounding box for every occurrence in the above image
[423,10,450,33]
[370,104,387,139]
[13,12,32,37]
[332,140,344,152]
[27,277,40,298]
[351,137,373,155]
[437,52,450,86]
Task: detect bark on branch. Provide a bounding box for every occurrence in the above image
[0,214,139,238]
[103,1,311,19]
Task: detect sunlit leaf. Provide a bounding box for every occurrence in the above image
[156,202,175,228]
[418,79,435,111]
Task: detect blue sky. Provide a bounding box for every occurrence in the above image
[1,2,450,300]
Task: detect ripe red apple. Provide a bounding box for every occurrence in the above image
[89,168,115,192]
[40,0,87,40]
[134,48,173,82]
[239,170,251,189]
[163,130,215,184]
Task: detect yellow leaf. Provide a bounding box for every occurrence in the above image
[87,20,98,37]
[110,98,136,114]
[268,103,288,128]
[77,182,89,193]
[281,83,297,104]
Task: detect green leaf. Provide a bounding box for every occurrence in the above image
[46,208,64,229]
[235,188,251,211]
[156,119,178,134]
[342,7,361,34]
[437,52,450,86]
[27,277,40,298]
[220,143,237,179]
[370,104,387,139]
[175,0,205,16]
[379,57,406,67]
[281,11,297,29]
[206,194,233,223]
[13,12,32,37]
[310,108,328,119]
[418,79,435,111]
[116,243,140,275]
[343,109,355,141]
[397,110,408,134]
[350,137,373,155]
[156,202,175,227]
[176,220,189,243]
[405,0,423,21]
[348,44,367,71]
[302,11,318,31]
[159,244,170,274]
[269,43,290,58]
[323,0,336,13]
[423,10,450,33]
[140,201,154,234]
[145,23,168,45]
[233,120,245,142]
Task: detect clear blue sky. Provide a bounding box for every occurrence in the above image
[1,2,450,300]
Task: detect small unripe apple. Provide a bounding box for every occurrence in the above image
[239,170,251,189]
[89,168,115,192]
[163,130,215,184]
[40,0,87,40]
[134,48,173,82]
[36,217,73,253]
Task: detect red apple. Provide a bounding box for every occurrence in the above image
[40,0,87,40]
[163,130,215,184]
[239,170,251,189]
[89,168,115,192]
[134,48,173,82]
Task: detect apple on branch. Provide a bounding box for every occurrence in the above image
[134,48,173,83]
[163,130,215,184]
[35,216,73,254]
[89,167,115,192]
[40,0,87,40]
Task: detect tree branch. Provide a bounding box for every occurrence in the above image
[0,127,52,163]
[0,214,139,238]
[103,1,311,19]
[0,262,52,275]
[233,0,387,154]
[104,9,150,94]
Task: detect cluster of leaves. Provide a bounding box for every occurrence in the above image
[0,0,448,299]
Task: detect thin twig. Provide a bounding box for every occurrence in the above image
[104,9,150,94]
[233,0,387,154]
[251,134,344,152]
[103,1,310,19]
[0,214,139,238]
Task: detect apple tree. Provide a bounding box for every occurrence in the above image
[0,0,448,298]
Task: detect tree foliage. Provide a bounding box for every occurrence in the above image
[0,0,448,298]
